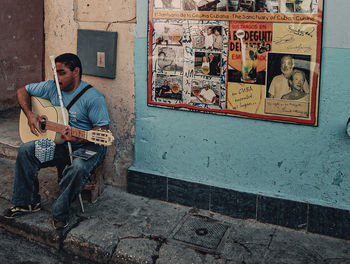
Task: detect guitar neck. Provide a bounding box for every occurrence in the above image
[45,120,87,140]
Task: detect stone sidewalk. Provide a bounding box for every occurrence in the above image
[1,109,350,263]
[1,156,350,264]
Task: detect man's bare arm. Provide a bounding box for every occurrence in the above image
[17,86,43,136]
[17,87,32,116]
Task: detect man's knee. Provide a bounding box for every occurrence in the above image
[69,159,89,177]
[17,142,35,157]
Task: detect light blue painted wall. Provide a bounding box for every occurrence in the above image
[132,0,350,210]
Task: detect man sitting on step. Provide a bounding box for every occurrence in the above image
[2,53,110,230]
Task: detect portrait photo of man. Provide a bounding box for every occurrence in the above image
[266,53,310,100]
[280,0,318,14]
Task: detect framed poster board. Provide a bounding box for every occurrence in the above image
[148,0,323,126]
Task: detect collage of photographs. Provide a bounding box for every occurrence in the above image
[153,20,228,108]
[153,20,228,107]
[149,0,322,125]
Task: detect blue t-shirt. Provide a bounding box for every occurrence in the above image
[26,80,110,131]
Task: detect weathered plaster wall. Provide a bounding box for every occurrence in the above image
[45,0,136,187]
[0,0,44,111]
[132,0,350,210]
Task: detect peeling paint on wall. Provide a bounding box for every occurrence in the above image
[332,171,344,187]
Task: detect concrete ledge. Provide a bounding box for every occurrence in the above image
[63,187,189,263]
[128,168,350,241]
[111,238,159,264]
[64,233,112,264]
[0,142,19,160]
[0,107,21,160]
[1,156,350,264]
[0,199,60,249]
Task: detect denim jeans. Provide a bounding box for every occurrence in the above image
[11,141,106,221]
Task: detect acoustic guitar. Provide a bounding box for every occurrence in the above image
[19,97,114,146]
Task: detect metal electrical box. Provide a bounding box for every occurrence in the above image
[77,29,118,79]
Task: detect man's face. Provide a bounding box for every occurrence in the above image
[207,28,212,35]
[281,57,293,78]
[55,62,77,92]
[291,72,304,91]
[158,53,170,69]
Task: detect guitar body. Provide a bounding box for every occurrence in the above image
[19,97,68,144]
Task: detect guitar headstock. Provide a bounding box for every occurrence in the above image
[86,129,114,146]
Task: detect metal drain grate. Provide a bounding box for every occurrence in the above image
[173,215,229,250]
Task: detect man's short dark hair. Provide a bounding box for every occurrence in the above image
[55,53,82,79]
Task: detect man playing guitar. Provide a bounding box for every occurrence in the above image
[3,53,111,230]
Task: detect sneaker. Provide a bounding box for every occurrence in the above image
[52,219,68,230]
[3,203,41,219]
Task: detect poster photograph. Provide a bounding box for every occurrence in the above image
[156,46,184,73]
[155,74,183,101]
[154,22,184,46]
[190,79,221,105]
[191,25,224,49]
[148,0,323,125]
[155,0,182,9]
[183,0,228,11]
[194,51,222,77]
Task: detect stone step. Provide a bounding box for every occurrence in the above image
[0,157,86,256]
[0,108,21,160]
[0,198,61,249]
[0,156,63,249]
[0,142,19,160]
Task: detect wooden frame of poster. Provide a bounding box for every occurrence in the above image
[147,0,323,126]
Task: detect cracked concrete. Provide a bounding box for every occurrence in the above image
[1,142,350,263]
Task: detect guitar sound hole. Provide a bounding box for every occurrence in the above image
[40,116,47,132]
